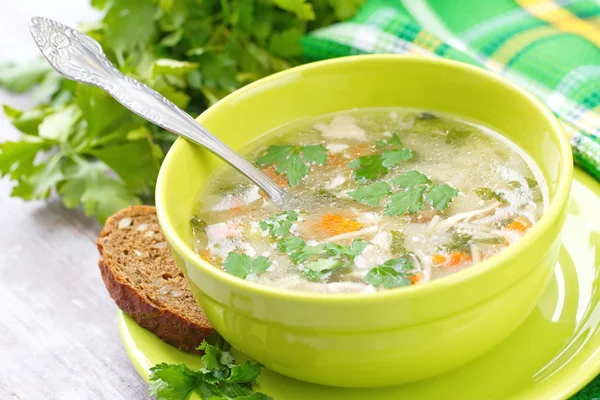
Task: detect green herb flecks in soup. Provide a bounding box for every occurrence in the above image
[190,109,546,293]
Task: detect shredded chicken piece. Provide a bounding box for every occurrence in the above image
[436,203,499,233]
[471,244,481,264]
[326,225,378,242]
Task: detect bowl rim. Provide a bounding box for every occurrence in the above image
[156,54,573,305]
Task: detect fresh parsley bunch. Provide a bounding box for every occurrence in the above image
[149,340,270,400]
[0,0,362,222]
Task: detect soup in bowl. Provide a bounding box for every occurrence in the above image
[156,55,572,387]
[191,108,547,293]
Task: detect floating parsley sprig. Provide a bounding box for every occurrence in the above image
[348,170,459,216]
[364,256,417,289]
[223,253,271,279]
[348,133,413,182]
[149,340,271,400]
[259,210,299,237]
[474,187,506,203]
[276,236,368,282]
[256,144,328,186]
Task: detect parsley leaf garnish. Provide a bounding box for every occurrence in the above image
[190,215,207,234]
[290,244,325,264]
[473,236,506,245]
[526,177,538,188]
[474,187,505,203]
[375,131,403,147]
[348,182,391,206]
[223,253,271,279]
[302,258,342,281]
[277,235,305,252]
[259,211,298,237]
[390,230,407,256]
[384,186,427,216]
[445,128,472,146]
[383,170,459,216]
[442,232,473,253]
[364,256,415,289]
[149,340,271,400]
[425,184,460,211]
[390,170,431,188]
[325,239,368,260]
[276,236,367,281]
[417,112,438,120]
[256,144,327,186]
[348,155,389,182]
[381,148,414,168]
[348,134,413,182]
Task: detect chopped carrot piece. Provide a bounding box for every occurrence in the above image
[432,252,473,268]
[262,166,288,187]
[199,249,214,263]
[410,272,424,285]
[230,206,243,214]
[448,252,473,265]
[313,214,362,236]
[327,153,347,167]
[348,143,373,157]
[432,254,447,265]
[327,144,373,167]
[504,216,532,233]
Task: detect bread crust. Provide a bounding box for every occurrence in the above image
[97,206,213,353]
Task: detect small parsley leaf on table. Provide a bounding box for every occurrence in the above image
[425,184,459,211]
[364,256,416,289]
[257,144,327,186]
[223,253,271,279]
[259,211,298,237]
[348,182,391,206]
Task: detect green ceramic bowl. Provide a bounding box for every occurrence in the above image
[155,55,572,388]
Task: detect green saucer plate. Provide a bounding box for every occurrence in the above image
[119,168,600,400]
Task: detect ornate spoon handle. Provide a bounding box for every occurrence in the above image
[29,17,290,204]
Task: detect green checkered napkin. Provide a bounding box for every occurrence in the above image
[301,0,600,398]
[301,0,600,183]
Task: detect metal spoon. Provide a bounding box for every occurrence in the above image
[28,17,292,205]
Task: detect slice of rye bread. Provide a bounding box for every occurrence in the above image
[97,205,213,353]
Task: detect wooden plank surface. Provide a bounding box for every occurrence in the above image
[0,2,148,399]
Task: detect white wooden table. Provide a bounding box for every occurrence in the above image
[0,2,148,399]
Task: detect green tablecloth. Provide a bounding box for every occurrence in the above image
[301,1,600,398]
[301,0,600,184]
